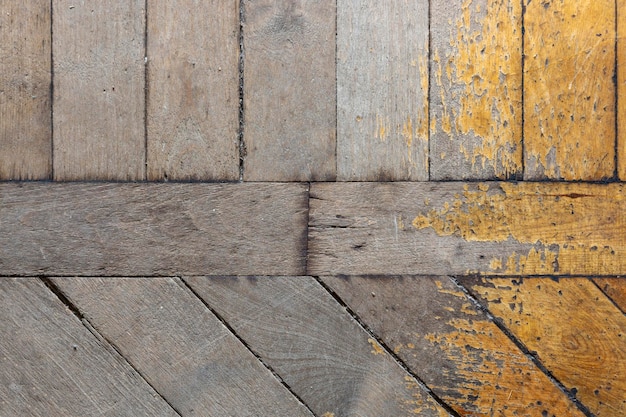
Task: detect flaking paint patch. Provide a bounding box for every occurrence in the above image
[401,376,451,417]
[368,338,385,355]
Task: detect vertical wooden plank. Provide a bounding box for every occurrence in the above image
[336,0,429,181]
[146,0,239,181]
[619,0,626,180]
[243,0,336,181]
[0,2,51,179]
[524,0,616,180]
[593,277,626,313]
[430,0,523,180]
[53,0,145,180]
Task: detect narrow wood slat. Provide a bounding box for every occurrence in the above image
[185,276,452,417]
[430,0,522,180]
[593,278,626,314]
[146,0,239,181]
[53,0,145,180]
[308,182,626,276]
[0,182,308,276]
[0,279,177,416]
[523,0,616,180]
[336,0,429,181]
[619,0,626,180]
[463,277,626,416]
[0,2,51,180]
[52,278,313,416]
[243,0,336,181]
[322,276,585,416]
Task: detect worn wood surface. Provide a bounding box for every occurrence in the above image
[185,276,451,417]
[464,277,626,416]
[430,0,522,180]
[52,0,145,181]
[0,2,51,180]
[523,0,615,180]
[322,275,585,416]
[52,277,313,416]
[619,0,626,180]
[593,277,626,314]
[0,278,177,416]
[336,0,429,181]
[308,182,626,276]
[243,0,336,181]
[0,182,308,276]
[146,0,239,181]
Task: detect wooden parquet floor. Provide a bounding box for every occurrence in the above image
[1,1,625,416]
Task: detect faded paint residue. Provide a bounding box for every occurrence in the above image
[368,338,385,355]
[401,376,450,417]
[322,413,335,417]
[375,115,388,141]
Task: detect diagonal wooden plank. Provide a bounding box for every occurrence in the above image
[321,276,585,417]
[0,278,178,416]
[308,182,626,276]
[463,277,626,416]
[593,278,626,314]
[0,182,307,276]
[0,1,51,180]
[52,277,314,416]
[336,0,429,181]
[185,276,453,417]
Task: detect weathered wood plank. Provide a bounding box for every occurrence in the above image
[0,1,51,180]
[593,278,626,314]
[243,0,336,181]
[308,182,626,276]
[0,182,307,276]
[430,0,522,180]
[523,0,615,180]
[463,277,626,416]
[146,0,239,181]
[322,276,585,416]
[0,278,178,416]
[185,276,452,417]
[52,277,314,416]
[619,0,626,180]
[336,0,429,181]
[53,0,145,180]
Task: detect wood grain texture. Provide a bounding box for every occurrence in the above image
[185,276,451,417]
[308,182,626,276]
[463,277,626,416]
[146,0,239,181]
[0,278,177,416]
[322,276,585,417]
[430,0,522,180]
[52,277,313,416]
[593,278,626,314]
[0,1,51,180]
[0,182,307,276]
[336,0,429,181]
[53,0,145,180]
[619,0,626,180]
[523,0,615,180]
[243,0,336,181]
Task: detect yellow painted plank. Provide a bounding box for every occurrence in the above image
[524,0,616,180]
[619,0,626,180]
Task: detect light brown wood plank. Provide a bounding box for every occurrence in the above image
[336,0,429,181]
[523,0,615,180]
[430,0,522,180]
[0,278,178,416]
[52,277,314,416]
[146,0,239,181]
[464,277,626,416]
[185,276,452,417]
[593,278,626,314]
[243,0,336,181]
[0,182,307,276]
[619,0,626,180]
[308,182,626,276]
[0,2,51,180]
[322,276,585,416]
[53,0,145,180]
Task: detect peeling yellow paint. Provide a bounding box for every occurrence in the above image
[368,338,385,355]
[322,413,335,417]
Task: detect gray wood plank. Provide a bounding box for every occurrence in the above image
[243,0,336,181]
[0,278,178,416]
[52,277,314,417]
[430,0,523,180]
[0,1,51,180]
[184,276,451,417]
[53,0,145,180]
[337,0,429,181]
[146,0,239,181]
[0,182,308,276]
[321,276,586,416]
[308,182,626,276]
